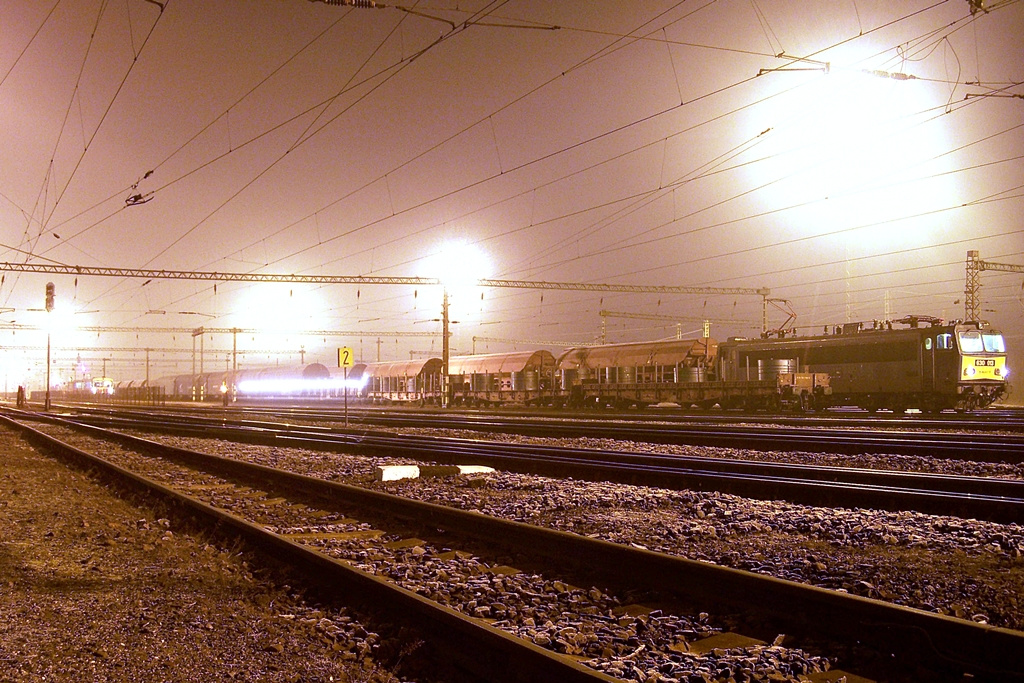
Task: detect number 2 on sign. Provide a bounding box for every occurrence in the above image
[338,347,355,368]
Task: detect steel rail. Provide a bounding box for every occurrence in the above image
[54,402,1024,461]
[6,410,1024,681]
[237,403,1024,433]
[327,413,1024,463]
[335,406,1024,433]
[0,412,618,683]
[54,408,1024,524]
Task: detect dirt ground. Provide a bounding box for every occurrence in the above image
[0,427,412,682]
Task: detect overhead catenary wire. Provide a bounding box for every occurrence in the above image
[28,0,716,281]
[37,0,166,236]
[529,107,1024,280]
[140,0,1019,335]
[256,0,1007,286]
[32,0,999,282]
[6,0,1015,362]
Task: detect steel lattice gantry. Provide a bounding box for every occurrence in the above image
[0,262,767,295]
[0,262,773,396]
[0,262,773,329]
[965,250,1024,322]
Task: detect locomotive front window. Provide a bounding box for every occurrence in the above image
[958,329,1005,353]
[982,332,1006,353]
[958,330,984,353]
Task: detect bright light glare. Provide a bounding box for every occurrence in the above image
[425,241,491,290]
[237,376,366,394]
[40,306,98,350]
[43,306,78,334]
[90,380,114,396]
[233,284,325,348]
[742,65,954,245]
[0,353,30,388]
[422,241,492,320]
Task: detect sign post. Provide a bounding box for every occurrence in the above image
[45,282,55,411]
[338,346,354,427]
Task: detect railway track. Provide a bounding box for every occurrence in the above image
[4,409,1024,682]
[132,400,1024,432]
[306,410,1024,463]
[56,401,1024,463]
[232,403,1024,433]
[48,406,1024,523]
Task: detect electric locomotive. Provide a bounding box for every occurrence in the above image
[717,316,1007,413]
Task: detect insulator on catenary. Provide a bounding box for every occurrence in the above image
[314,0,379,7]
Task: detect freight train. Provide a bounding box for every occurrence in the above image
[152,316,1008,413]
[153,363,337,401]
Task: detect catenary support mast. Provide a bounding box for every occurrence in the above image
[965,250,1024,322]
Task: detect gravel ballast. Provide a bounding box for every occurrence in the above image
[0,427,417,682]
[142,430,1024,633]
[5,419,1024,681]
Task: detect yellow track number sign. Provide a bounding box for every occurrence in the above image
[338,346,355,368]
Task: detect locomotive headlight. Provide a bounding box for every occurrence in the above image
[965,366,976,377]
